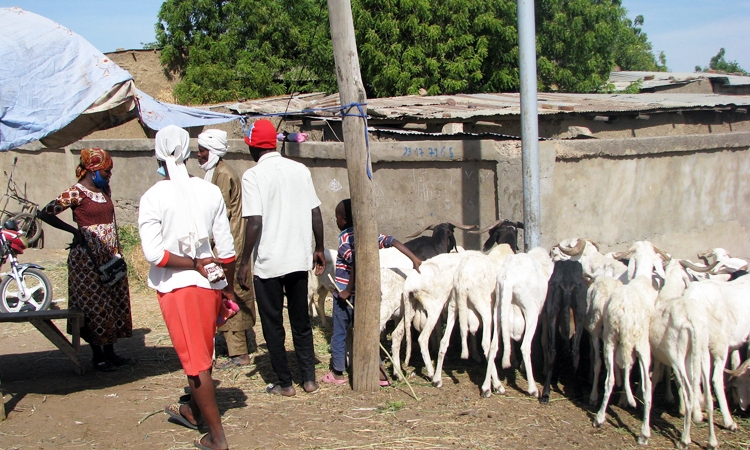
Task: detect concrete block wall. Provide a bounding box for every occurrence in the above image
[3,131,749,260]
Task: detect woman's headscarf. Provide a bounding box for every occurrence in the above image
[197,129,228,181]
[76,148,113,179]
[154,125,208,258]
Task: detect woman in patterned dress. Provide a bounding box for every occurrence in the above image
[38,148,133,372]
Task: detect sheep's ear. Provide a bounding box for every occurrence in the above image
[482,235,494,252]
[516,222,524,229]
[654,257,666,279]
[627,257,637,280]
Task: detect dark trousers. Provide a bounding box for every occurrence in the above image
[254,271,316,388]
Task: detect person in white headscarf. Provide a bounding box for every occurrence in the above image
[139,125,235,450]
[197,129,257,369]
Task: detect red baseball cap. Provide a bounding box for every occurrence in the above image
[244,119,277,149]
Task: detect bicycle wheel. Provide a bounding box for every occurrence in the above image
[12,212,43,245]
[0,268,53,313]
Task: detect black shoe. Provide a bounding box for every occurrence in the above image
[93,360,117,372]
[106,354,134,366]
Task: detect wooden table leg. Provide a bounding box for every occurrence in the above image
[29,319,84,375]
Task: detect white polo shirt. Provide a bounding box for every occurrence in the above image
[241,152,321,278]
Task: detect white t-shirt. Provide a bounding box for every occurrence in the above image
[139,177,236,293]
[241,152,321,278]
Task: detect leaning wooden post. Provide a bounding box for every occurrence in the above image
[327,0,381,392]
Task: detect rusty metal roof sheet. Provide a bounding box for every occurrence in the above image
[609,71,750,90]
[227,91,750,122]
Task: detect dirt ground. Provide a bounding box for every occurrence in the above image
[1,249,749,450]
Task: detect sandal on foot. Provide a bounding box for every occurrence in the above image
[321,371,347,385]
[213,356,251,370]
[266,383,296,397]
[194,433,228,450]
[93,360,117,372]
[165,403,202,430]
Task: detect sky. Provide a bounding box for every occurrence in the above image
[2,0,749,74]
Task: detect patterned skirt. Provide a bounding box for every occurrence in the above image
[67,228,132,346]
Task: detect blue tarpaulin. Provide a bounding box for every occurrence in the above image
[137,89,238,131]
[0,7,239,151]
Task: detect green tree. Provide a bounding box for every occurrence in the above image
[695,48,748,75]
[612,15,667,72]
[157,0,666,103]
[156,0,336,104]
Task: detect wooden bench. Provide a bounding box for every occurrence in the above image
[0,308,85,421]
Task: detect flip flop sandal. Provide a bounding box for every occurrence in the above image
[321,371,347,385]
[213,356,250,370]
[93,360,117,372]
[194,433,228,450]
[164,403,203,430]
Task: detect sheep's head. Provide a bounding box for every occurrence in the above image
[726,359,750,412]
[471,219,523,253]
[405,222,476,253]
[617,241,669,281]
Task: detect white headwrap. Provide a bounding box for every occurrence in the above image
[154,125,208,258]
[197,129,228,182]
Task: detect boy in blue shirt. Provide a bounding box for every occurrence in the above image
[322,199,421,385]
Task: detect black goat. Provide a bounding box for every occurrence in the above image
[540,260,587,405]
[470,219,524,253]
[402,222,476,261]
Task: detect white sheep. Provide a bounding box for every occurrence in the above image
[649,258,718,449]
[431,244,515,389]
[650,295,717,449]
[593,241,667,446]
[392,251,479,380]
[682,272,750,431]
[480,247,553,398]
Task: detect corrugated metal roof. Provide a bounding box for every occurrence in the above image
[226,92,750,122]
[609,71,750,90]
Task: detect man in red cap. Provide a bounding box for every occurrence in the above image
[237,119,326,396]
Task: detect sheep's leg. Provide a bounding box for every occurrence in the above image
[636,343,652,446]
[481,301,504,397]
[418,309,442,379]
[712,353,737,431]
[499,282,514,369]
[432,298,457,388]
[316,286,329,328]
[594,337,616,427]
[476,297,498,386]
[521,310,540,398]
[541,304,558,405]
[390,315,406,381]
[702,350,718,449]
[663,365,676,405]
[571,294,586,400]
[589,330,602,406]
[618,359,636,409]
[673,359,693,450]
[457,288,471,360]
[403,298,415,368]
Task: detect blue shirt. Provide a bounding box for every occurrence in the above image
[334,226,394,295]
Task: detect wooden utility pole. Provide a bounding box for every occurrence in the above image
[327,0,381,392]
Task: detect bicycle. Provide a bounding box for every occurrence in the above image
[1,157,43,246]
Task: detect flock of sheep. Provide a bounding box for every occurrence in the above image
[307,220,750,449]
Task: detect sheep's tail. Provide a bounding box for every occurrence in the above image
[499,277,514,369]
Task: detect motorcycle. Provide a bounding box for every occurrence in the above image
[0,219,52,313]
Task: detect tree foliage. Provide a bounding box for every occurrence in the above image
[695,48,748,76]
[156,0,666,103]
[612,15,667,72]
